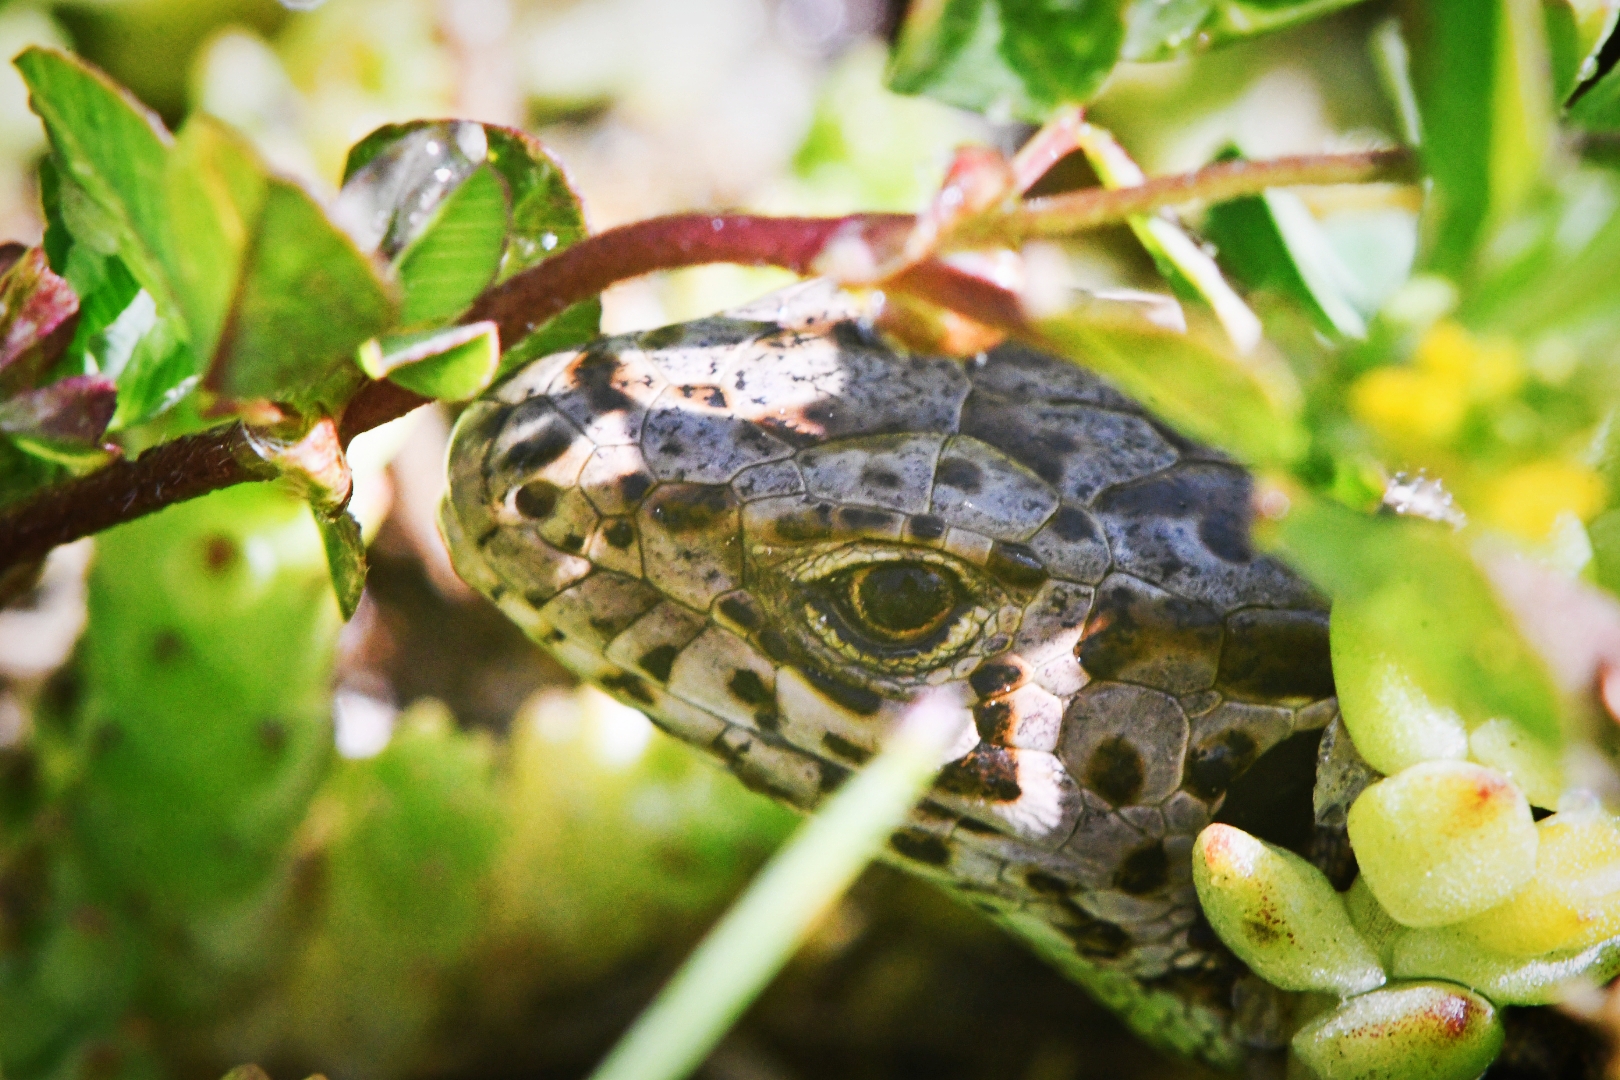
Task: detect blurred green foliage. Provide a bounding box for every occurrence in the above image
[6,0,1620,1078]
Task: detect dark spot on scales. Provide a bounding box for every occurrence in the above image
[603,520,636,549]
[822,732,872,764]
[889,829,950,866]
[861,466,902,489]
[1086,736,1144,806]
[717,595,761,630]
[1095,466,1254,563]
[618,472,654,503]
[758,629,793,663]
[515,480,561,519]
[573,350,635,413]
[561,533,586,552]
[727,669,771,707]
[907,514,946,541]
[1078,576,1221,691]
[800,666,884,716]
[1063,917,1131,959]
[973,698,1012,742]
[675,384,728,408]
[504,426,576,473]
[1115,841,1169,895]
[937,456,983,492]
[817,759,851,793]
[969,661,1024,698]
[773,503,835,542]
[601,671,654,705]
[936,745,1021,801]
[837,506,896,531]
[1049,505,1097,542]
[637,644,680,682]
[648,484,735,532]
[1218,608,1334,701]
[986,541,1047,590]
[1025,870,1070,895]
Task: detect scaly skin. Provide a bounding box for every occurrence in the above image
[441,285,1344,1070]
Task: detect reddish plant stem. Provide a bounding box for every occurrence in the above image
[0,148,1416,577]
[0,424,278,573]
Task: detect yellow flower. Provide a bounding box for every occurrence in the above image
[1481,459,1606,539]
[1349,321,1523,447]
[1350,366,1468,444]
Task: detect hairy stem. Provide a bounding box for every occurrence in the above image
[0,147,1414,578]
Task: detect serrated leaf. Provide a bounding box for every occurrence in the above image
[1036,300,1304,466]
[1264,493,1565,748]
[209,179,397,402]
[314,507,367,621]
[1404,0,1556,274]
[359,321,499,401]
[484,126,589,281]
[395,164,508,328]
[15,48,176,313]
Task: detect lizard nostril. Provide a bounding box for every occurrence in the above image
[513,480,561,519]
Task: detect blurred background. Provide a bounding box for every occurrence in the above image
[0,3,1410,1079]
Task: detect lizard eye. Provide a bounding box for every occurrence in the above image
[834,562,960,644]
[771,544,1007,685]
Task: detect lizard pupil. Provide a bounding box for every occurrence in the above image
[847,563,957,640]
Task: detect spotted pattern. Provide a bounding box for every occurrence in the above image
[442,285,1338,1069]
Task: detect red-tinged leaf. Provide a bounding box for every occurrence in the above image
[0,248,80,393]
[0,374,116,445]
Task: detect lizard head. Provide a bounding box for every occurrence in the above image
[441,282,1339,1061]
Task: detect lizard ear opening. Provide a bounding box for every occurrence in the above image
[1211,727,1324,864]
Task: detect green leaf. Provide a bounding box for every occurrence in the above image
[77,481,338,914]
[1462,168,1620,335]
[1203,170,1369,339]
[358,321,500,401]
[1121,0,1368,62]
[1404,0,1556,274]
[209,179,397,402]
[1264,494,1565,747]
[887,0,1125,121]
[1074,125,1263,353]
[484,126,590,282]
[166,116,270,365]
[108,310,197,430]
[494,297,602,382]
[1544,0,1619,101]
[1036,301,1304,466]
[340,120,590,315]
[586,692,961,1080]
[395,164,508,328]
[314,508,367,621]
[14,48,176,313]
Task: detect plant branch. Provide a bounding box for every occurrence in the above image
[0,147,1415,579]
[948,146,1417,246]
[0,424,278,578]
